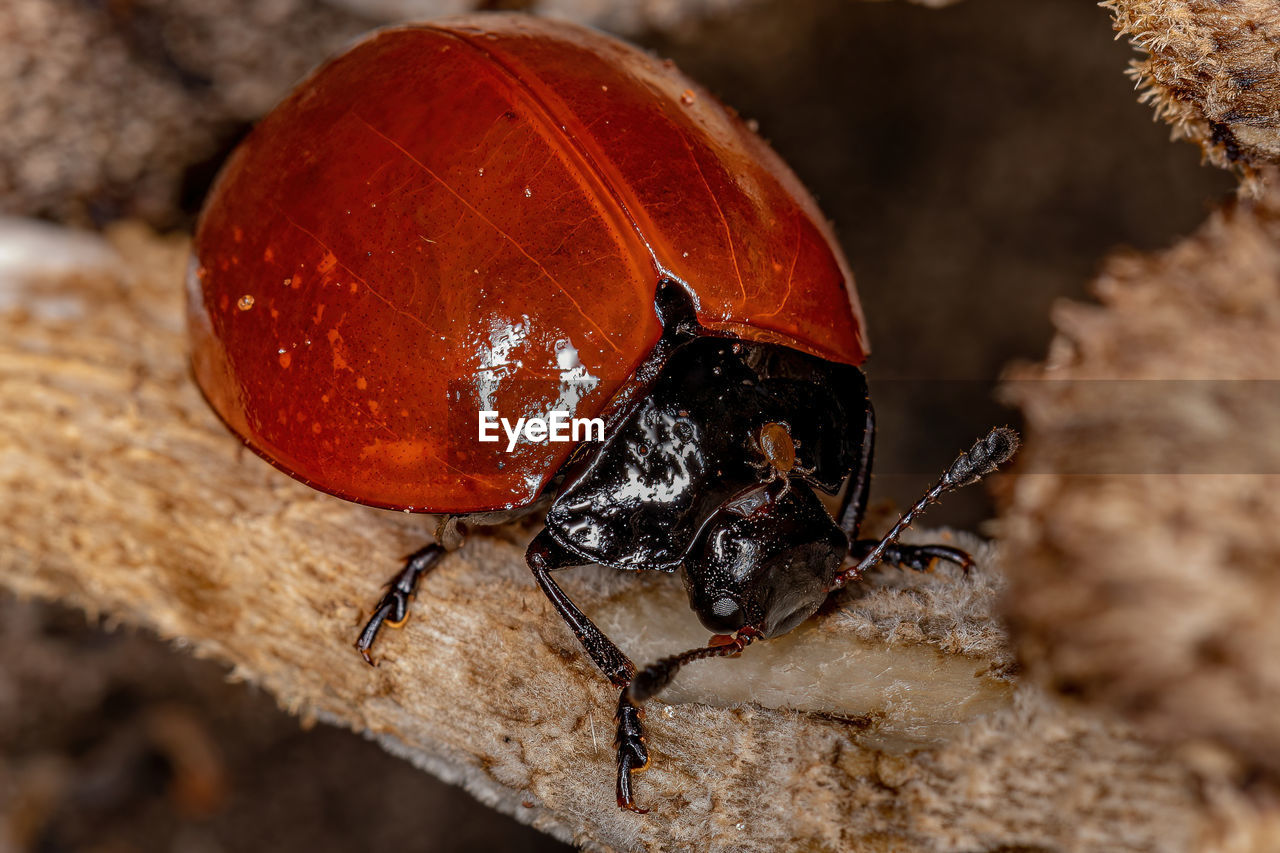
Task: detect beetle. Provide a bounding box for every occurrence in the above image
[189,14,1018,812]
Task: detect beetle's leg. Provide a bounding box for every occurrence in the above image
[526,530,636,687]
[837,403,876,538]
[355,543,446,665]
[615,628,763,810]
[613,691,649,813]
[526,530,655,811]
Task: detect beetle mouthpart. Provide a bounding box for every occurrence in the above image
[707,633,743,652]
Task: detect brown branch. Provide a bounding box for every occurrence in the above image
[0,220,1268,850]
[1104,0,1280,181]
[1001,179,1280,801]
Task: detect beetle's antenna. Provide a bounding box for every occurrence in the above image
[831,426,1020,590]
[627,627,762,704]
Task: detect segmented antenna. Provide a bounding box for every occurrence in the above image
[831,426,1019,589]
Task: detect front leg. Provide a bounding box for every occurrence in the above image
[526,531,635,687]
[525,531,655,811]
[617,628,761,813]
[613,692,650,813]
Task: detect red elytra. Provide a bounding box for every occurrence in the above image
[190,15,868,514]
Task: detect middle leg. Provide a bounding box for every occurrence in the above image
[355,543,447,665]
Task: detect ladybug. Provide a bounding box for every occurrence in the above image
[189,14,1018,812]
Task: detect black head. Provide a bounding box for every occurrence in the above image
[683,481,848,638]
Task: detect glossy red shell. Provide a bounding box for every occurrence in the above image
[190,15,867,513]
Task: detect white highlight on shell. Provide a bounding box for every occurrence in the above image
[474,314,531,413]
[555,341,580,370]
[551,338,598,420]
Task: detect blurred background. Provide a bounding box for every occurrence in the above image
[0,0,1233,849]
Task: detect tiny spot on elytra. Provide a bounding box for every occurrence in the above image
[237,294,254,310]
[524,187,532,198]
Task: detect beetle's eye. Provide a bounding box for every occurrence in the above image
[702,595,745,633]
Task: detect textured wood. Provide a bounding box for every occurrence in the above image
[1002,183,1280,784]
[1,220,1272,851]
[1105,0,1280,179]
